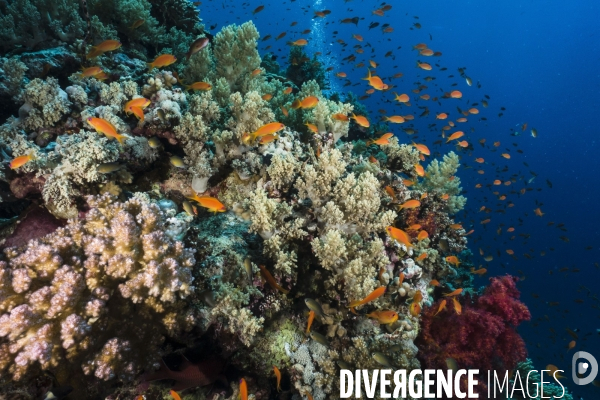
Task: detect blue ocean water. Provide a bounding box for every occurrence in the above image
[201,0,600,397]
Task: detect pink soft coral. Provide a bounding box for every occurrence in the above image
[416,275,530,394]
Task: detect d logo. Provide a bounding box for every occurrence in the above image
[572,351,598,385]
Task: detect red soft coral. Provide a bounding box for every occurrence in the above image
[416,275,530,396]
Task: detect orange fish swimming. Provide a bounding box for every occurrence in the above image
[398,199,420,210]
[348,287,385,308]
[169,390,181,400]
[433,299,447,316]
[410,302,421,317]
[249,122,285,142]
[9,154,36,169]
[351,113,370,128]
[124,97,151,114]
[450,90,462,99]
[86,40,122,59]
[239,378,248,400]
[452,297,462,315]
[87,117,127,144]
[368,132,393,145]
[470,267,487,275]
[79,66,103,78]
[300,96,319,108]
[417,62,432,70]
[258,265,289,294]
[444,288,463,297]
[273,366,282,391]
[332,113,349,121]
[414,164,425,177]
[306,310,315,333]
[384,115,405,123]
[416,253,428,261]
[413,143,430,155]
[446,131,464,142]
[186,81,212,91]
[288,39,308,46]
[445,256,461,267]
[417,230,429,241]
[386,226,412,248]
[366,310,398,324]
[187,193,226,212]
[534,207,544,216]
[394,92,410,103]
[147,54,177,71]
[362,69,387,90]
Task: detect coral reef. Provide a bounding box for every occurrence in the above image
[0,3,540,399]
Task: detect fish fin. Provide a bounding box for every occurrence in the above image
[116,134,126,145]
[147,63,154,71]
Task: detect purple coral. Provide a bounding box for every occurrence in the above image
[0,194,196,381]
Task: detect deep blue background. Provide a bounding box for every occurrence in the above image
[199,0,600,397]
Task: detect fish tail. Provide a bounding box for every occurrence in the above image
[347,301,361,308]
[278,286,290,295]
[147,62,154,71]
[116,134,126,145]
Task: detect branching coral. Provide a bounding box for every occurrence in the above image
[0,194,196,383]
[417,151,466,214]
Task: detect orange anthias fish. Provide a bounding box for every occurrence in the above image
[394,92,410,103]
[79,66,103,78]
[445,256,461,266]
[446,131,464,142]
[416,253,428,261]
[433,299,447,316]
[289,39,308,46]
[452,297,462,315]
[386,226,412,248]
[258,265,290,294]
[169,390,181,400]
[450,90,462,99]
[348,287,385,308]
[186,81,212,91]
[187,193,226,212]
[368,132,393,145]
[273,366,282,391]
[87,117,126,144]
[124,97,151,114]
[351,113,370,128]
[413,143,430,155]
[534,207,544,217]
[409,302,421,317]
[417,230,429,241]
[384,115,405,123]
[414,164,425,177]
[147,54,177,71]
[470,267,487,275]
[9,154,36,169]
[306,310,315,333]
[444,288,463,297]
[258,134,279,145]
[250,122,285,142]
[305,122,318,134]
[129,106,145,121]
[332,113,349,121]
[283,87,293,94]
[366,310,398,324]
[86,40,122,59]
[362,69,387,90]
[300,96,319,108]
[398,199,420,210]
[239,378,248,400]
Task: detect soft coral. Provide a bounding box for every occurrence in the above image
[416,275,530,394]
